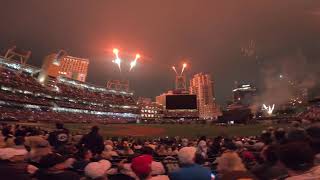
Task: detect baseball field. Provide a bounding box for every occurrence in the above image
[6,122,289,138]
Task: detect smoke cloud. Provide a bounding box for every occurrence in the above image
[251,50,320,113]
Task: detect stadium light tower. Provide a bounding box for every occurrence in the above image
[4,46,31,65]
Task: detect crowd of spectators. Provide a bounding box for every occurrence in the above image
[0,107,130,123]
[0,67,139,123]
[0,122,320,180]
[299,106,320,122]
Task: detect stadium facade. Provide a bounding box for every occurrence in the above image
[137,97,163,122]
[0,54,140,123]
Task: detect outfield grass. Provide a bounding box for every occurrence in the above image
[5,121,289,138]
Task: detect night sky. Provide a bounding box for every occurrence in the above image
[1,1,320,104]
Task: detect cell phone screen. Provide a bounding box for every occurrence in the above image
[211,173,216,179]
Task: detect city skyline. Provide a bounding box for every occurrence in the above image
[1,1,320,104]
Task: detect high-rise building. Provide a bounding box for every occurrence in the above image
[40,51,89,83]
[190,73,216,119]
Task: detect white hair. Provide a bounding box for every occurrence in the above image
[178,147,196,165]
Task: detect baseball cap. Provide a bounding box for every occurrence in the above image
[131,155,153,177]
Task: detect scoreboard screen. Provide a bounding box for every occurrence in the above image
[166,95,197,109]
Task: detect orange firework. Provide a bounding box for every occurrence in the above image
[129,53,141,72]
[181,63,187,75]
[112,48,121,72]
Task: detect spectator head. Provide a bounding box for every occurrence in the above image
[56,122,64,129]
[131,155,153,180]
[178,147,196,165]
[14,136,25,146]
[222,138,237,150]
[217,151,246,172]
[105,144,113,151]
[85,160,111,179]
[261,130,272,145]
[181,138,188,147]
[274,128,286,142]
[91,126,99,133]
[77,148,93,160]
[198,140,207,149]
[105,140,113,146]
[267,126,275,132]
[122,140,130,148]
[278,142,314,172]
[141,146,155,156]
[235,140,243,148]
[292,121,300,128]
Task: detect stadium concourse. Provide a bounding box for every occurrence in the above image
[0,57,139,123]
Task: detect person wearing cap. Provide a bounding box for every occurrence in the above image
[278,141,320,179]
[169,147,211,180]
[140,146,166,176]
[119,147,166,178]
[131,155,169,180]
[35,153,79,180]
